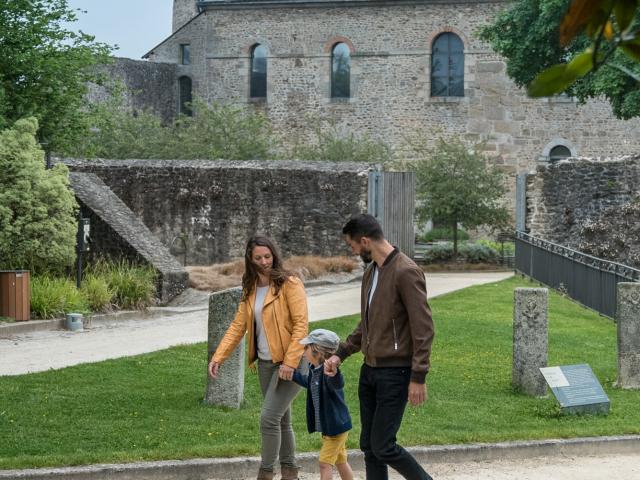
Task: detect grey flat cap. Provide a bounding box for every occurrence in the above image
[299,328,340,350]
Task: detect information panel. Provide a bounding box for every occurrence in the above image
[540,364,610,415]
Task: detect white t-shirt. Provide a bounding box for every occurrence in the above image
[368,265,379,306]
[254,286,272,360]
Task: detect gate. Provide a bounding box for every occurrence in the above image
[368,171,415,258]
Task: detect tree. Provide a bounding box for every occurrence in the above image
[0,118,78,274]
[290,118,391,163]
[65,97,279,160]
[480,0,640,119]
[409,138,510,256]
[65,95,393,163]
[0,0,112,152]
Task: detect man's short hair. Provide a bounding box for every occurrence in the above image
[342,214,384,241]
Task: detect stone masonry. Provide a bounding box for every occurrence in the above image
[513,287,548,397]
[523,155,640,266]
[69,172,189,303]
[138,0,640,183]
[87,58,178,125]
[616,282,640,389]
[63,159,373,265]
[205,287,244,408]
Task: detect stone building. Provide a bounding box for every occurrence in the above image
[135,0,640,177]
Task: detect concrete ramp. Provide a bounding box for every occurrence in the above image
[69,172,188,303]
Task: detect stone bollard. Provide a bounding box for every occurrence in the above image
[616,282,640,389]
[513,288,548,396]
[204,287,244,408]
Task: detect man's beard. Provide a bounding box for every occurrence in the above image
[360,249,372,264]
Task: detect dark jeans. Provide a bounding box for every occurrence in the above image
[359,364,433,480]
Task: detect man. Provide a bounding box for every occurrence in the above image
[325,214,435,480]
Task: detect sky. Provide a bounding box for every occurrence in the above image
[64,1,174,59]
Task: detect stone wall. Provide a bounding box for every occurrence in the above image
[143,0,640,180]
[69,172,189,303]
[87,58,178,124]
[63,159,373,265]
[525,155,640,266]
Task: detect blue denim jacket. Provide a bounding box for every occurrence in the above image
[293,364,352,436]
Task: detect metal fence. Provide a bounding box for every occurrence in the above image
[515,231,640,318]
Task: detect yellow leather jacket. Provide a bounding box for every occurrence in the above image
[212,276,308,369]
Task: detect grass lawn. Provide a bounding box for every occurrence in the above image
[1,276,639,470]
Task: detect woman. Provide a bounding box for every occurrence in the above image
[208,236,309,480]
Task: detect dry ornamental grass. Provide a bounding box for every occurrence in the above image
[187,255,359,292]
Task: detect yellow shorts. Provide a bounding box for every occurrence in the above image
[319,431,349,465]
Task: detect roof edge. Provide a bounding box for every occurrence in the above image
[197,0,507,8]
[142,11,206,59]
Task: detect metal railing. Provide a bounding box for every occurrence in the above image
[515,231,640,318]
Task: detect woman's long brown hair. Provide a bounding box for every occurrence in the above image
[241,236,292,301]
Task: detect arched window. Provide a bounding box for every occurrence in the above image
[431,32,464,97]
[178,76,193,116]
[250,44,267,99]
[331,43,350,99]
[549,145,572,162]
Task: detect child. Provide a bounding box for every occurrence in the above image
[293,328,354,480]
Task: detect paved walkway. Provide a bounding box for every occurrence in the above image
[223,453,640,480]
[0,271,512,376]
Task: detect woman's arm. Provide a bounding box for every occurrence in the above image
[211,299,249,365]
[282,277,309,369]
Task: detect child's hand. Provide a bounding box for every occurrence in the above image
[279,364,294,381]
[324,355,341,377]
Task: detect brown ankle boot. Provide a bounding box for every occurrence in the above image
[257,468,274,480]
[280,465,299,480]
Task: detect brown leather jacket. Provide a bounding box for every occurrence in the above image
[336,248,434,383]
[212,276,308,369]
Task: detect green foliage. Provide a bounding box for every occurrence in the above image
[477,239,516,256]
[31,276,89,319]
[0,0,112,151]
[30,261,157,319]
[419,228,470,243]
[480,0,640,119]
[3,277,639,469]
[66,97,278,160]
[290,119,391,163]
[0,118,78,274]
[421,242,500,264]
[408,137,510,255]
[80,274,114,312]
[91,260,157,310]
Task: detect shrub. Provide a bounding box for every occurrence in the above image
[290,118,391,163]
[477,239,515,256]
[422,244,456,263]
[68,97,278,161]
[0,118,77,274]
[31,276,89,319]
[80,274,114,312]
[419,228,470,243]
[421,242,501,264]
[100,261,157,310]
[462,243,500,263]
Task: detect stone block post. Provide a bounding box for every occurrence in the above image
[204,287,244,408]
[513,288,548,396]
[616,282,640,389]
